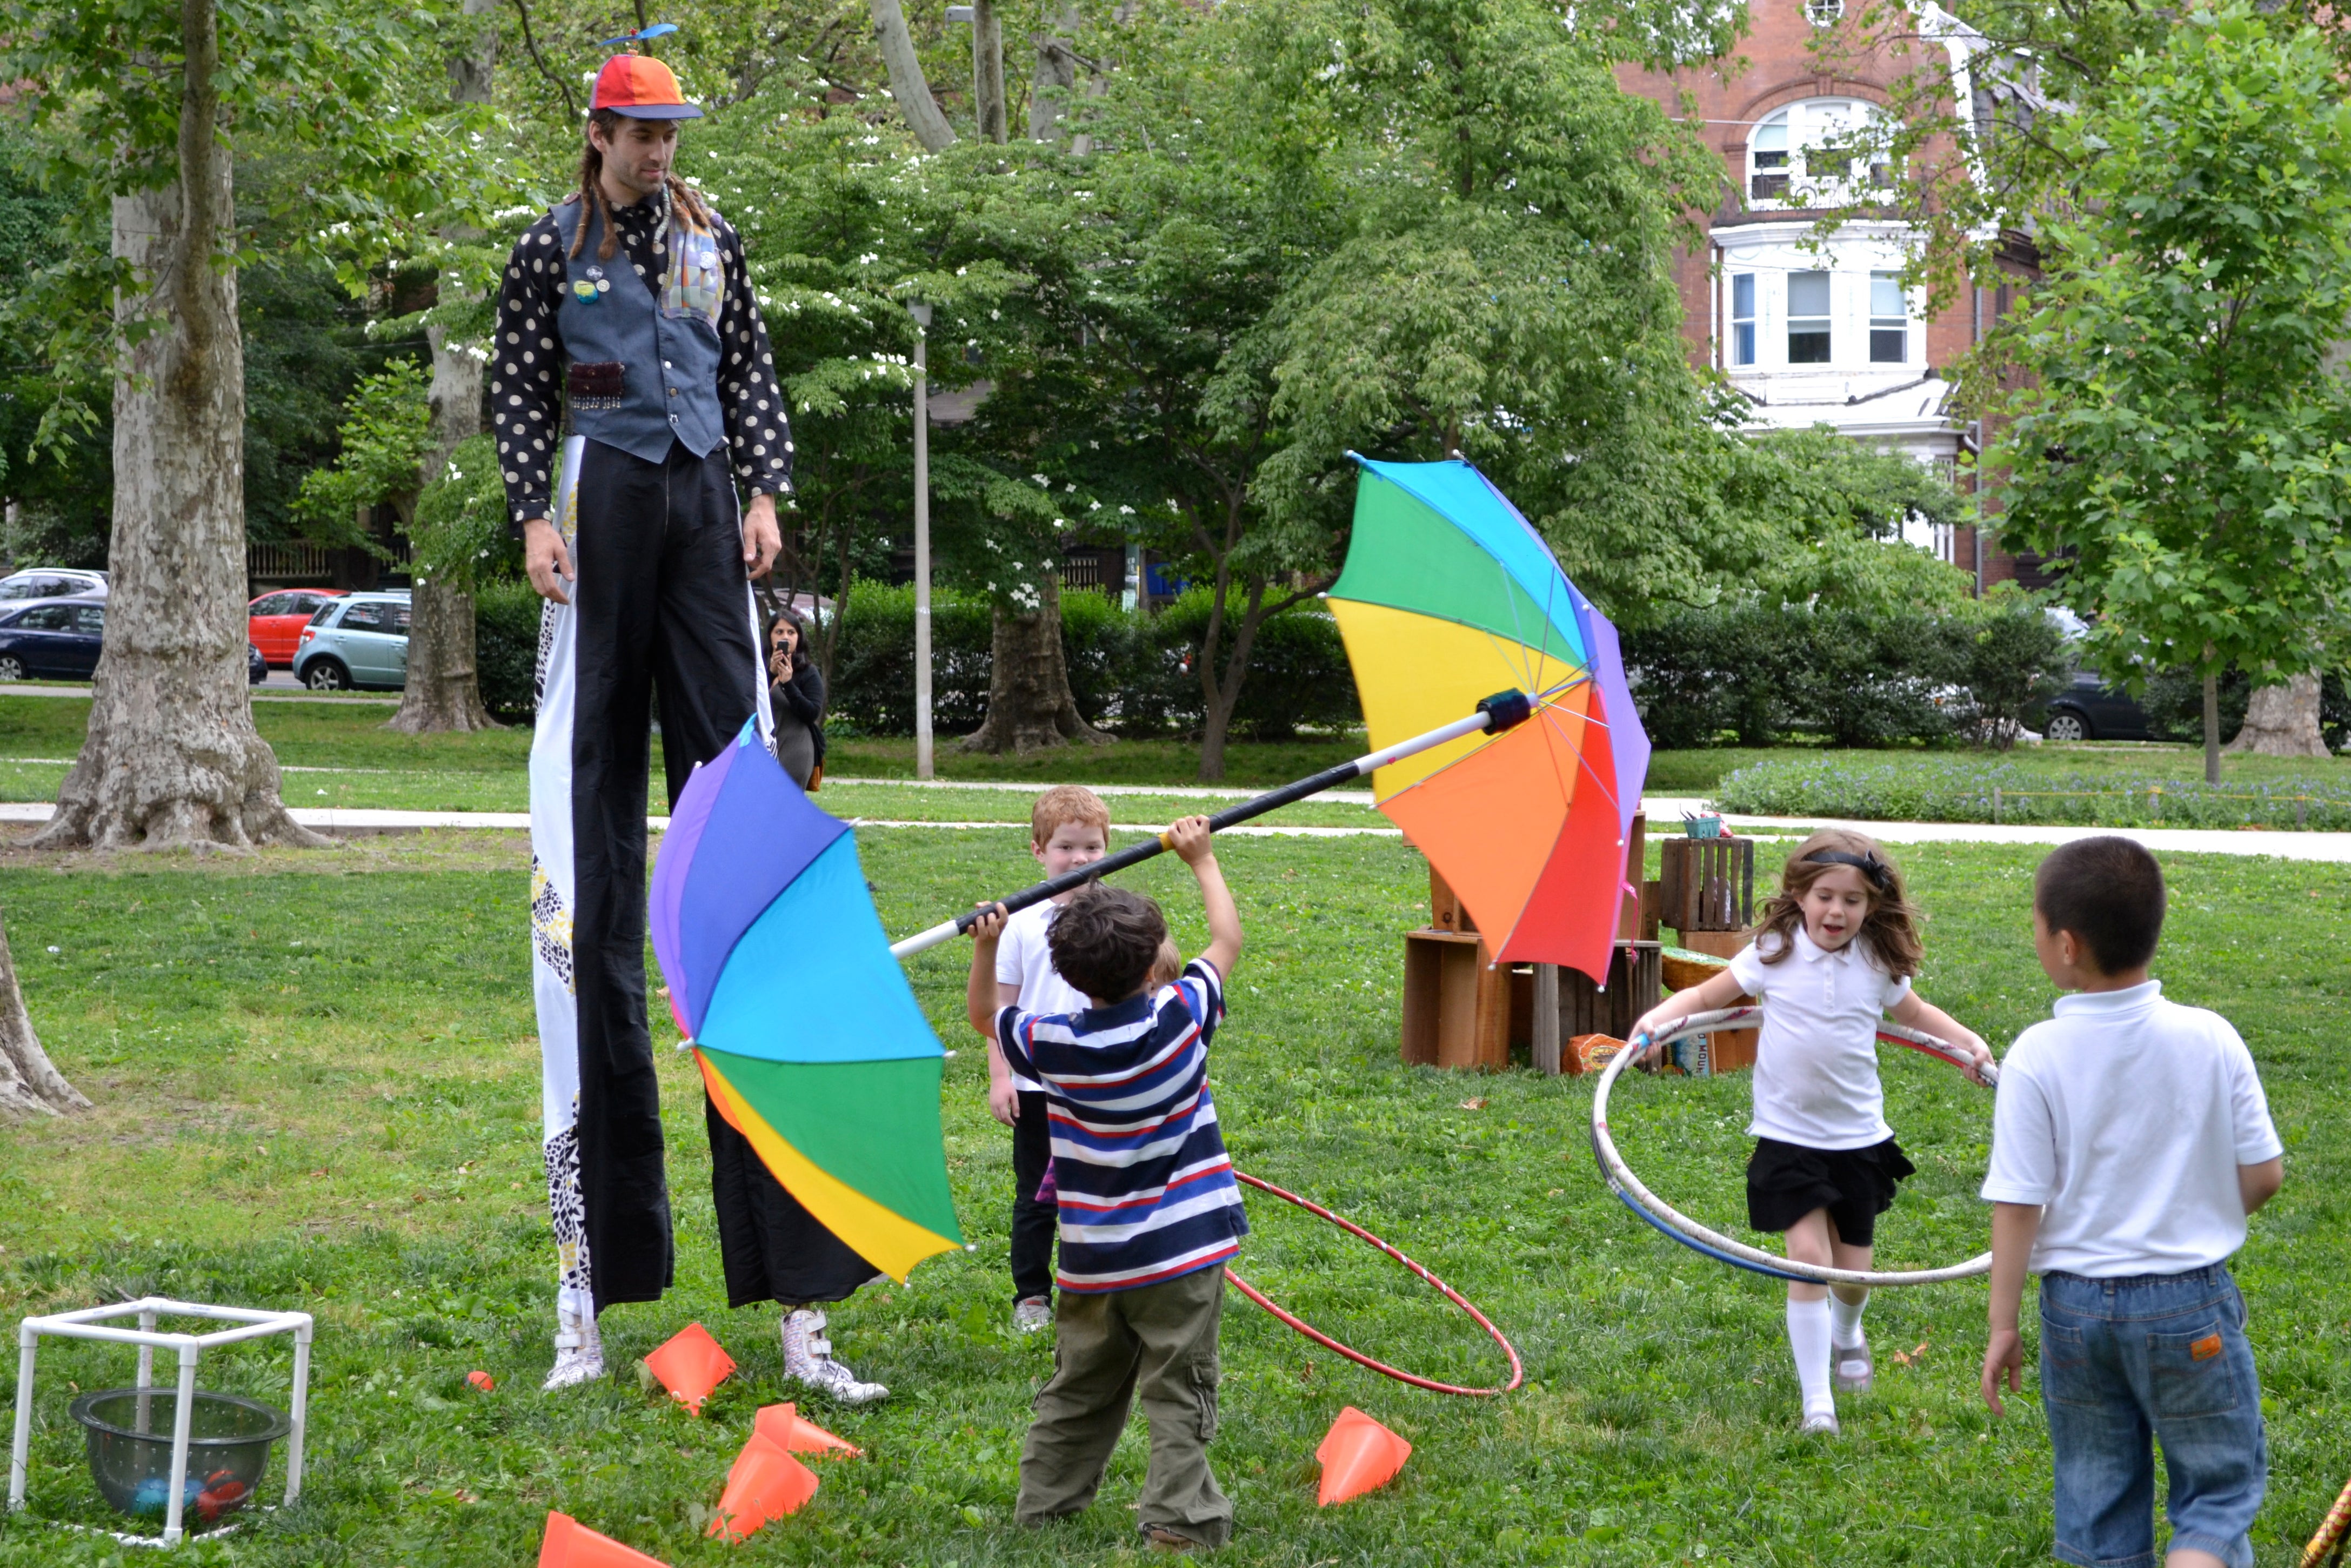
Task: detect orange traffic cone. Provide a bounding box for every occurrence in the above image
[706,1431,819,1542]
[539,1510,674,1567]
[753,1402,862,1458]
[643,1323,736,1417]
[1314,1406,1411,1506]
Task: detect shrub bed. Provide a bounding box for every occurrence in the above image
[1714,755,2351,829]
[825,583,1359,740]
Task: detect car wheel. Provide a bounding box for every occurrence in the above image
[2045,710,2090,742]
[303,659,351,692]
[0,656,23,683]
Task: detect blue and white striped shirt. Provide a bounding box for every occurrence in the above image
[996,959,1248,1292]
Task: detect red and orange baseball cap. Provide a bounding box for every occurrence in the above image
[591,53,703,119]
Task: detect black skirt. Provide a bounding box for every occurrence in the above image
[1746,1136,1915,1246]
[706,1096,883,1308]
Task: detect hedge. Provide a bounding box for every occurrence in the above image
[1713,756,2351,830]
[825,583,1359,740]
[476,579,544,721]
[1622,599,2067,749]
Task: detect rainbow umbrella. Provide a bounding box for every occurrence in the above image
[651,725,964,1281]
[1328,455,1650,982]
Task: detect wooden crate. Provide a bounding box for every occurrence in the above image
[1670,926,1758,1072]
[1658,836,1755,934]
[1400,929,1511,1071]
[1559,941,1661,1048]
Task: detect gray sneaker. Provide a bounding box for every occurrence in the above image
[1012,1296,1052,1334]
[782,1308,889,1404]
[1799,1409,1840,1437]
[1833,1342,1873,1395]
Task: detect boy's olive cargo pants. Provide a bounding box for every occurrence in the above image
[1016,1263,1232,1549]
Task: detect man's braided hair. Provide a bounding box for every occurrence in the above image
[571,108,713,259]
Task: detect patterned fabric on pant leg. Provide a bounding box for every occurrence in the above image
[531,433,769,1312]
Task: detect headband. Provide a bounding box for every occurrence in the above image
[1802,849,1892,891]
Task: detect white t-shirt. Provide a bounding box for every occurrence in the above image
[993,900,1092,1095]
[1728,927,1913,1150]
[1981,980,2281,1277]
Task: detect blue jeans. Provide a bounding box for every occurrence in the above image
[2039,1265,2266,1568]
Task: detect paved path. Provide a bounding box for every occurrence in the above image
[1639,796,2351,863]
[2,792,2347,859]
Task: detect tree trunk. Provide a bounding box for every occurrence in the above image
[972,0,1008,142]
[1195,578,1270,784]
[960,575,1111,753]
[2223,670,2329,758]
[1028,3,1080,143]
[36,0,326,853]
[869,0,959,151]
[0,912,88,1119]
[388,0,501,737]
[2202,667,2222,785]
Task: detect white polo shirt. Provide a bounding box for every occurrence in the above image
[1728,927,1912,1151]
[993,900,1091,1095]
[1981,980,2281,1277]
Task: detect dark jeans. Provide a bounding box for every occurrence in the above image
[1011,1090,1057,1303]
[569,436,758,1309]
[2040,1264,2266,1568]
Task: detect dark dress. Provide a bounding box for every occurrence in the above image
[771,660,825,788]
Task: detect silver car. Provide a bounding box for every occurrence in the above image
[292,592,411,691]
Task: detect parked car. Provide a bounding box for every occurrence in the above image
[0,569,105,604]
[2037,671,2153,741]
[248,588,346,667]
[0,597,104,681]
[293,592,411,691]
[249,641,268,685]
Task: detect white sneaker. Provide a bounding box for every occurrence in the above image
[1013,1296,1052,1334]
[1799,1408,1840,1436]
[1833,1341,1873,1395]
[543,1301,605,1392]
[782,1308,888,1404]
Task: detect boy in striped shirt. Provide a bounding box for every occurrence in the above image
[966,814,1245,1552]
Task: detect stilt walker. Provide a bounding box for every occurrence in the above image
[491,44,877,1394]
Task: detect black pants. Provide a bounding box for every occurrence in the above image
[1011,1090,1057,1302]
[708,1098,884,1307]
[570,437,759,1309]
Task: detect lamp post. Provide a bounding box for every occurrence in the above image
[910,301,934,780]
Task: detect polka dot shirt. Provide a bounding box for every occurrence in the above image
[490,189,794,534]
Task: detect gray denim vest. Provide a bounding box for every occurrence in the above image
[553,197,726,466]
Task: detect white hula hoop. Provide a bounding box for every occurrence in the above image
[1589,1007,1999,1289]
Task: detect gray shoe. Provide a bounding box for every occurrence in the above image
[1012,1296,1052,1334]
[1799,1409,1840,1436]
[1833,1342,1873,1395]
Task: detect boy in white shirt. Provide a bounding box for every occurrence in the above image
[1981,836,2285,1568]
[987,786,1111,1333]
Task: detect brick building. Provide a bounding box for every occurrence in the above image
[1618,0,2050,593]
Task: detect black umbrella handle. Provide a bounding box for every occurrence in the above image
[886,689,1532,960]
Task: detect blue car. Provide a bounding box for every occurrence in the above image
[0,597,105,681]
[249,641,268,685]
[293,592,411,691]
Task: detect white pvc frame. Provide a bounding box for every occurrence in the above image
[1591,1007,1999,1288]
[10,1297,312,1547]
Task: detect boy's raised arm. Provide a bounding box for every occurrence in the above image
[966,903,1010,1036]
[1166,816,1241,980]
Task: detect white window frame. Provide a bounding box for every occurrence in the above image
[1730,273,1758,366]
[1747,99,1894,209]
[1787,270,1832,364]
[1869,271,1909,364]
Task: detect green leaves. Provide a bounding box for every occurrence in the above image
[293,359,433,548]
[1991,4,2351,692]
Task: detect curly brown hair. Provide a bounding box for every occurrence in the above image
[1752,828,1923,979]
[1047,884,1168,1003]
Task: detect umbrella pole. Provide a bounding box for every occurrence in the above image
[887,689,1534,959]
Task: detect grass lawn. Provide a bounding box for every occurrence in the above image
[0,827,2341,1565]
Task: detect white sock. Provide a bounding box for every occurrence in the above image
[1829,1291,1869,1350]
[1786,1297,1834,1416]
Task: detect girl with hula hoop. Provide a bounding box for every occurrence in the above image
[1629,829,1994,1436]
